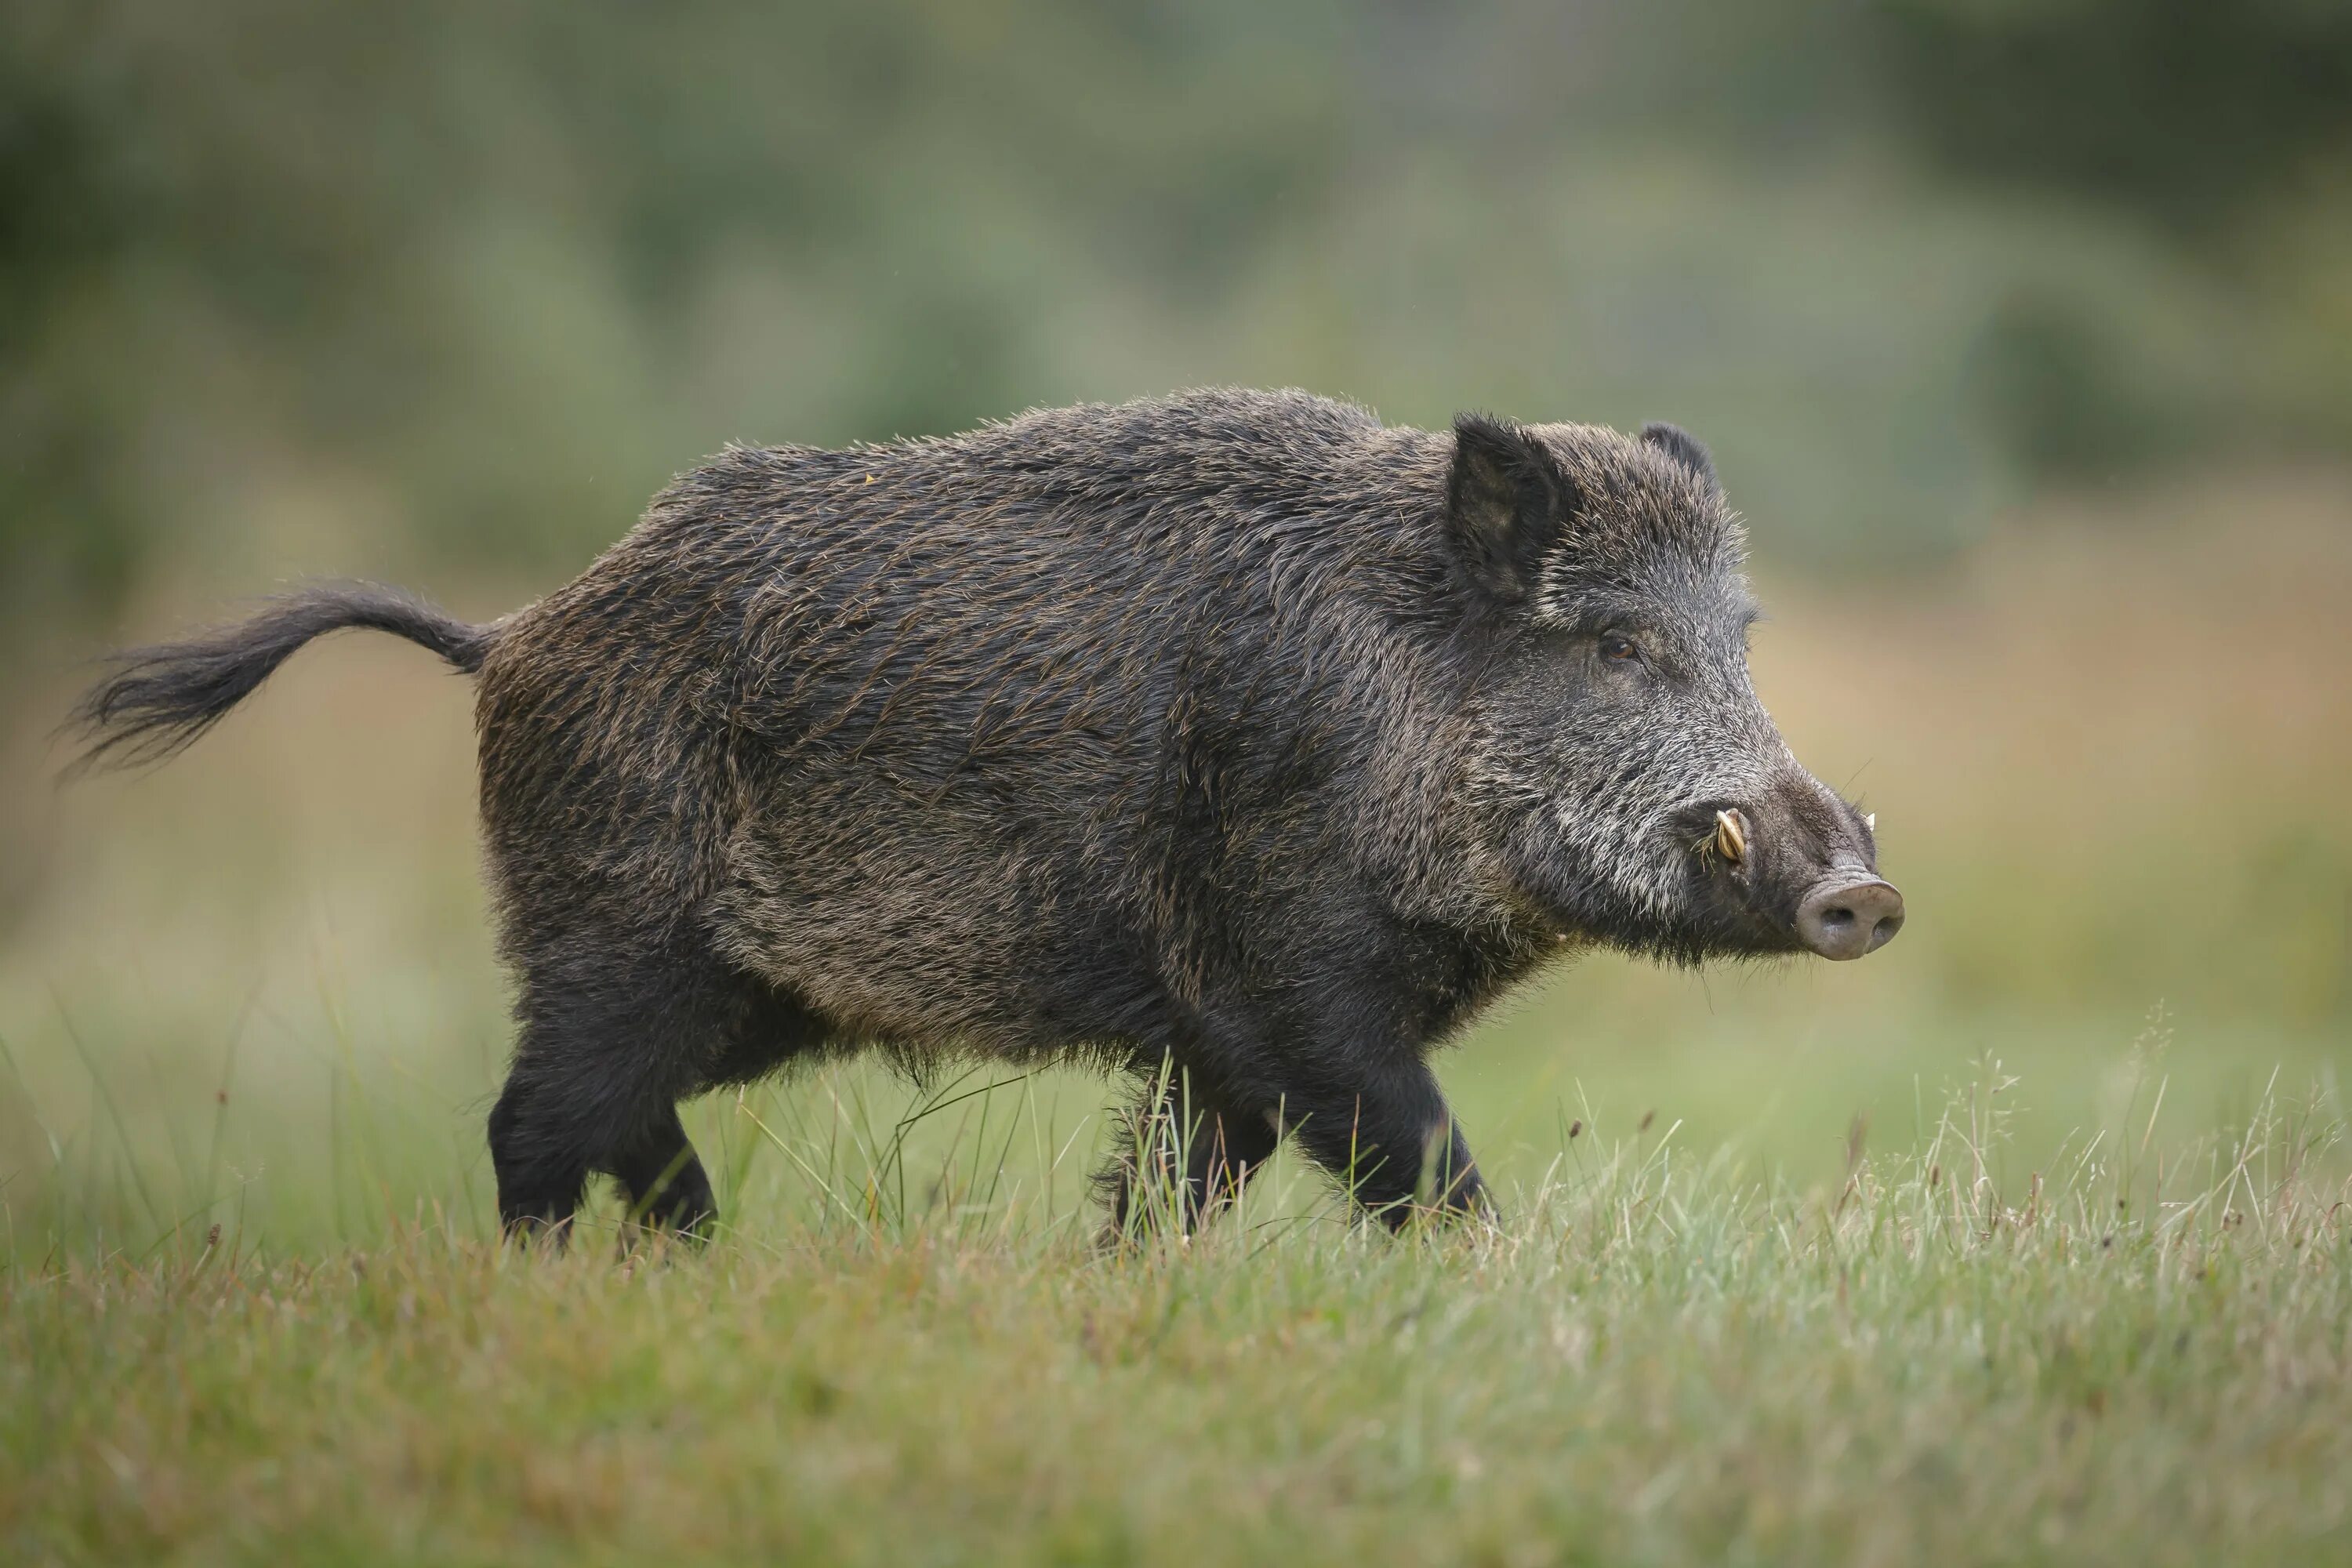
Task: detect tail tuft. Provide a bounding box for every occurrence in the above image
[67,583,489,774]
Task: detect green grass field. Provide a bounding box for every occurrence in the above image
[4,495,2349,1564]
[5,1065,2348,1567]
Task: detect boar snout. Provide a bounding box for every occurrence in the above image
[1795,876,1904,960]
[1679,781,1904,960]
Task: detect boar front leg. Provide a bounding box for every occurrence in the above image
[1275,1055,1490,1228]
[1101,1067,1281,1241]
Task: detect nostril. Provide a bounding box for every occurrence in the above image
[1796,878,1904,960]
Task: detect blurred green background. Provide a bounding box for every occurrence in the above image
[2,0,2347,1248]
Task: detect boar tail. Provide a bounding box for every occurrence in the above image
[65,583,492,774]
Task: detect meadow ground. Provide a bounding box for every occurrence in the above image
[3,481,2349,1564]
[6,1091,2350,1568]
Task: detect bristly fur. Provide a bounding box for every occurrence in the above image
[67,387,1885,1242]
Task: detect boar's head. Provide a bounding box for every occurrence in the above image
[1445,413,1903,966]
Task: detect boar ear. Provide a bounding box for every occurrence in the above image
[1446,413,1576,604]
[1639,422,1716,489]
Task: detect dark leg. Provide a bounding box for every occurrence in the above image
[491,1022,688,1243]
[1278,1057,1488,1229]
[488,1061,592,1241]
[605,977,834,1239]
[609,1104,718,1236]
[488,927,809,1243]
[1102,1068,1282,1241]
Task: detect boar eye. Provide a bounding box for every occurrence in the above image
[1598,633,1642,663]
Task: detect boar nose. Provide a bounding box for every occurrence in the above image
[1795,877,1904,960]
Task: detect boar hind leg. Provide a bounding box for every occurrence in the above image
[1102,1070,1281,1241]
[1283,1059,1489,1229]
[607,980,835,1237]
[487,1056,596,1242]
[611,1105,717,1236]
[488,927,757,1243]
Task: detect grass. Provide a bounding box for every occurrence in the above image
[5,1060,2348,1567]
[3,492,2350,1563]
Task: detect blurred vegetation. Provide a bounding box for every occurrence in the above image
[5,0,2351,647]
[1882,0,2352,232]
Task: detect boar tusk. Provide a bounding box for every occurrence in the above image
[1864,812,1876,832]
[1713,808,1748,865]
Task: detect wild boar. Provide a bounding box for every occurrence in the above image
[73,389,1903,1240]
